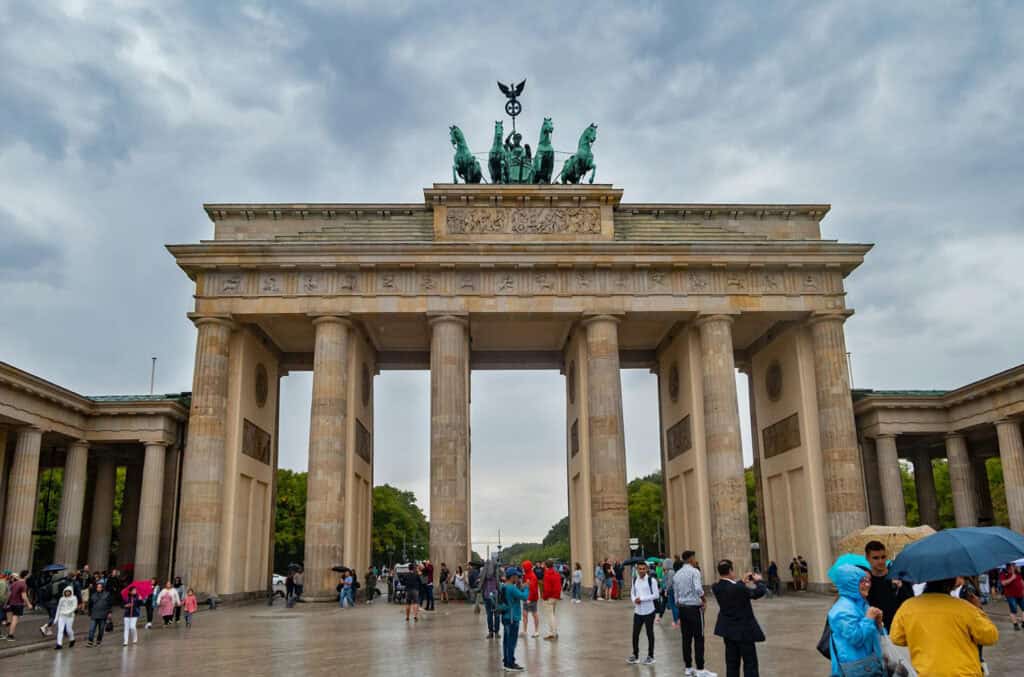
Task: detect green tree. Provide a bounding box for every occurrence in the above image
[628,476,664,555]
[273,468,307,573]
[745,467,759,543]
[371,484,429,565]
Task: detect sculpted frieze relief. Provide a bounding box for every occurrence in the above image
[200,267,842,300]
[446,206,601,235]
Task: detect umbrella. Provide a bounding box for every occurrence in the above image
[122,579,154,602]
[331,565,350,573]
[891,527,1024,583]
[41,564,67,573]
[623,556,646,566]
[836,524,935,558]
[827,553,871,584]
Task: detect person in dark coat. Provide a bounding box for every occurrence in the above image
[711,559,767,677]
[86,582,114,647]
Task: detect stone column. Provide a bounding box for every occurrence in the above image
[304,316,351,599]
[695,314,751,571]
[176,315,234,598]
[429,315,471,579]
[874,435,906,526]
[996,419,1024,532]
[808,312,868,550]
[118,464,143,566]
[87,457,117,570]
[860,437,886,524]
[972,457,995,525]
[135,443,167,581]
[945,434,978,527]
[0,427,43,572]
[912,450,939,528]
[53,440,89,566]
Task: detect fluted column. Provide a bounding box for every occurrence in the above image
[696,314,751,571]
[972,457,995,525]
[912,450,938,528]
[944,434,977,527]
[583,315,631,565]
[809,312,868,550]
[87,457,117,570]
[875,435,906,526]
[118,464,142,566]
[0,427,43,572]
[176,315,234,598]
[53,440,89,566]
[304,315,352,598]
[429,315,471,580]
[860,437,886,524]
[996,419,1024,532]
[135,443,167,580]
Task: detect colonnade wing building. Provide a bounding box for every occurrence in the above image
[163,183,873,599]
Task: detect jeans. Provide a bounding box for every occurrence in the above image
[666,591,679,622]
[679,605,705,669]
[483,593,500,634]
[724,638,759,677]
[632,612,655,658]
[184,612,193,628]
[571,582,581,601]
[593,581,602,599]
[424,583,435,610]
[87,618,106,644]
[123,617,138,644]
[501,618,520,667]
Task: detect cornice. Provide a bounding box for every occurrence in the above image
[853,363,1024,414]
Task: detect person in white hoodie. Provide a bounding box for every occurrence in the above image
[53,588,77,650]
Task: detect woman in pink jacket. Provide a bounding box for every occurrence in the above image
[156,581,180,627]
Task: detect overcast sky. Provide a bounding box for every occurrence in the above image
[3,2,1023,551]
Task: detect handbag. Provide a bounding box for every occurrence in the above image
[105,618,114,632]
[817,620,832,659]
[830,630,886,677]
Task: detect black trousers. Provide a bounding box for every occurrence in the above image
[632,612,655,658]
[679,605,705,669]
[724,639,759,677]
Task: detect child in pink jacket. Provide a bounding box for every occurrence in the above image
[182,589,198,629]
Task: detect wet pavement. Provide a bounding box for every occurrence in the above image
[0,592,1017,675]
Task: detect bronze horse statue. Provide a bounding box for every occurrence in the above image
[559,123,597,184]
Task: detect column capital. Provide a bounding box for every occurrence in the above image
[873,433,897,441]
[944,431,967,441]
[309,313,353,329]
[995,418,1021,428]
[69,439,90,448]
[694,312,739,328]
[807,309,855,327]
[427,312,468,329]
[580,312,623,328]
[141,440,169,448]
[188,313,237,331]
[17,425,44,434]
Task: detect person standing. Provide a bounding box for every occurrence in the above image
[401,565,421,622]
[172,577,185,624]
[292,567,304,601]
[675,552,711,677]
[797,556,809,591]
[789,558,801,591]
[122,587,142,646]
[285,570,295,606]
[594,562,605,601]
[439,563,450,604]
[157,581,180,626]
[521,560,541,639]
[182,589,198,629]
[540,559,561,640]
[53,588,78,650]
[422,560,435,611]
[499,567,529,672]
[365,567,379,604]
[145,577,158,628]
[86,581,113,647]
[999,562,1024,630]
[4,571,32,642]
[626,561,659,665]
[827,564,885,677]
[571,563,582,603]
[481,560,501,637]
[766,561,780,597]
[891,577,998,676]
[711,559,766,677]
[864,540,913,631]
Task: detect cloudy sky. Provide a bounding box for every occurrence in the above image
[3,2,1023,551]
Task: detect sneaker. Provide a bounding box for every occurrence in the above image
[626,655,639,664]
[684,669,696,677]
[6,635,15,642]
[39,624,48,637]
[145,622,152,629]
[531,632,539,638]
[696,671,718,677]
[69,640,75,647]
[54,645,62,650]
[503,667,515,673]
[510,665,525,672]
[543,634,554,641]
[672,621,679,629]
[123,642,128,647]
[642,657,656,666]
[1015,622,1021,632]
[86,641,93,647]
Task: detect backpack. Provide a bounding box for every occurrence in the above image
[495,585,510,614]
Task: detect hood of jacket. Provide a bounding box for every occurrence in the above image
[483,559,497,580]
[831,563,869,602]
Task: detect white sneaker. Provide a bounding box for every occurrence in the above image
[697,671,718,677]
[145,623,152,629]
[685,670,696,677]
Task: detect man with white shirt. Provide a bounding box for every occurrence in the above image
[626,561,659,665]
[674,551,715,677]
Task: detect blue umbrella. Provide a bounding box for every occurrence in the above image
[41,564,66,573]
[890,527,1024,582]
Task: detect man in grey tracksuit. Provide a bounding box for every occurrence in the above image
[674,551,712,677]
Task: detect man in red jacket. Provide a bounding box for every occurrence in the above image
[541,559,563,640]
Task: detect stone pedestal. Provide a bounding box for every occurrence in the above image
[304,316,352,599]
[176,315,235,598]
[53,440,89,567]
[583,315,631,565]
[135,443,167,580]
[696,314,750,571]
[875,435,906,526]
[912,451,938,528]
[87,457,117,570]
[860,437,886,524]
[996,419,1024,532]
[945,434,977,528]
[809,313,868,550]
[429,315,471,579]
[0,427,43,572]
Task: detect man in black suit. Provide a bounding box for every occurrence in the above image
[710,559,767,677]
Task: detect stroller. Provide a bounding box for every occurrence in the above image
[391,576,407,604]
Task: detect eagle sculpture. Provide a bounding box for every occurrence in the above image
[497,79,526,100]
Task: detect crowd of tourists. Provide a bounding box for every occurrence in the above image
[0,567,199,650]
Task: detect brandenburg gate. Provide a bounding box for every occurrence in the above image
[167,182,871,599]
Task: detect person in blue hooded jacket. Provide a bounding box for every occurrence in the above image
[827,564,885,676]
[499,567,530,672]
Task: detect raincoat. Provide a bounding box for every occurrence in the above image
[827,564,882,676]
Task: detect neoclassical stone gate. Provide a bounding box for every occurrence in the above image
[168,184,871,598]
